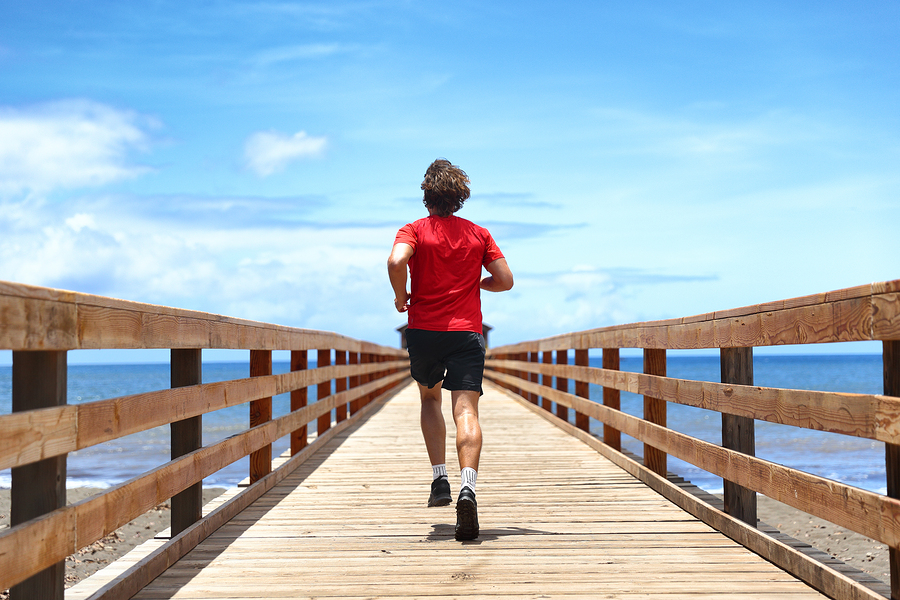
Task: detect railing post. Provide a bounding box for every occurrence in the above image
[541,350,553,412]
[10,350,67,600]
[517,352,528,400]
[317,349,332,436]
[643,348,667,476]
[335,350,348,423]
[249,350,272,483]
[529,351,539,404]
[575,349,590,432]
[556,349,569,422]
[170,348,202,536]
[291,350,308,455]
[349,351,361,415]
[885,340,900,600]
[602,348,621,450]
[721,347,757,527]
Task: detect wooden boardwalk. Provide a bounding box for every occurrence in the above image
[127,381,827,599]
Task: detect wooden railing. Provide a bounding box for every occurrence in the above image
[485,279,900,600]
[0,281,409,599]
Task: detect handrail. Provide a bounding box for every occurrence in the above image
[485,278,900,600]
[0,280,410,597]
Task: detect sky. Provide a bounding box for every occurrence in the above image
[1,1,898,363]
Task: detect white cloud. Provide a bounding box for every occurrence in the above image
[0,100,155,197]
[244,130,327,177]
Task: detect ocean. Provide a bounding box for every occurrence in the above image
[0,354,887,495]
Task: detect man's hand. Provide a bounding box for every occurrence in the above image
[394,291,410,312]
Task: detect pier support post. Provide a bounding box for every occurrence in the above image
[575,349,590,432]
[11,350,67,600]
[643,349,667,477]
[602,348,621,451]
[317,349,332,436]
[556,350,569,422]
[249,350,272,483]
[349,351,361,415]
[291,350,308,455]
[721,347,757,527]
[170,349,202,536]
[885,340,900,600]
[529,352,539,404]
[335,350,348,423]
[541,351,553,412]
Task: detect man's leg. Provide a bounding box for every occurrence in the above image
[452,389,481,540]
[419,382,451,506]
[451,389,481,472]
[419,382,446,465]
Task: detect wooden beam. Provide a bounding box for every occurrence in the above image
[885,340,900,600]
[574,349,590,432]
[290,350,308,455]
[249,350,272,483]
[555,349,569,423]
[170,349,202,536]
[485,369,900,548]
[10,350,67,600]
[602,349,621,451]
[486,357,900,444]
[541,351,553,412]
[721,347,756,527]
[643,349,666,477]
[317,349,332,436]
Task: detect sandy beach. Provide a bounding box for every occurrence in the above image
[0,488,889,596]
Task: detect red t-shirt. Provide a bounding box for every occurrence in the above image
[394,215,504,332]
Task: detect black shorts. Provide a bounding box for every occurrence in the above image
[406,329,486,394]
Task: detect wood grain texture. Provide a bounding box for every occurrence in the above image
[498,386,886,600]
[0,280,408,354]
[485,369,900,548]
[720,347,757,527]
[117,382,831,600]
[483,280,900,354]
[486,357,900,443]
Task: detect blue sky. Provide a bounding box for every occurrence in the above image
[1,1,897,363]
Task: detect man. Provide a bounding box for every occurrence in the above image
[388,158,514,541]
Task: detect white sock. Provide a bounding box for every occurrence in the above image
[432,464,447,480]
[460,467,477,492]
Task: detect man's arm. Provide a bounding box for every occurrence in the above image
[481,258,514,292]
[387,242,415,312]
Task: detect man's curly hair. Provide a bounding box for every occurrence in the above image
[421,159,470,217]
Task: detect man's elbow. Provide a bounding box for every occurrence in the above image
[498,274,514,292]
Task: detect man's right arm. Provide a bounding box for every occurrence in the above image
[387,242,415,312]
[481,258,514,292]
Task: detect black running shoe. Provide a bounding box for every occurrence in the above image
[428,476,452,507]
[455,487,479,540]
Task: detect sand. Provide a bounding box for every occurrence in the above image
[0,488,889,596]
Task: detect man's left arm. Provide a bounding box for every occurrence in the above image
[481,258,514,292]
[387,242,414,312]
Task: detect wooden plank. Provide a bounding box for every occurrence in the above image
[290,350,308,455]
[574,349,590,431]
[603,348,621,450]
[499,387,885,600]
[70,387,397,600]
[120,382,832,600]
[643,349,666,477]
[721,347,757,527]
[485,369,900,548]
[486,357,900,444]
[249,350,273,483]
[317,349,331,437]
[10,350,67,600]
[885,340,900,600]
[555,349,568,422]
[170,349,203,536]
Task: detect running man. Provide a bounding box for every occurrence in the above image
[388,158,514,541]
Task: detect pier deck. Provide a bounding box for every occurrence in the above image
[124,381,825,599]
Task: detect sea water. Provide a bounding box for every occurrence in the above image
[0,355,887,494]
